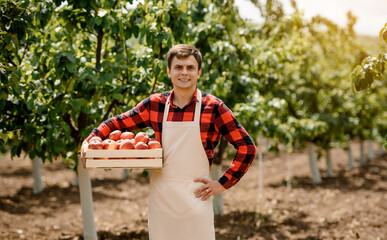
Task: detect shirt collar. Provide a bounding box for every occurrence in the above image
[169,88,199,109]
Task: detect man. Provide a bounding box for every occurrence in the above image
[81,44,256,240]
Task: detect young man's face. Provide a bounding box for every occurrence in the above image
[167,55,202,93]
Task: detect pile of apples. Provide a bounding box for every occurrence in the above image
[88,130,161,150]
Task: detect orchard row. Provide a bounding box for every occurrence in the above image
[1,0,386,168]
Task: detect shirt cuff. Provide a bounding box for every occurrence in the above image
[218,175,233,189]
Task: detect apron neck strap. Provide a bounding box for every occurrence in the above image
[163,89,202,124]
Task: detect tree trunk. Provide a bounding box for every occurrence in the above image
[77,162,97,240]
[96,27,104,69]
[121,169,130,180]
[286,147,292,190]
[213,137,228,165]
[73,172,79,187]
[307,143,321,184]
[211,137,228,216]
[211,164,224,216]
[32,157,44,194]
[266,138,271,152]
[359,140,366,166]
[368,140,375,161]
[347,142,355,170]
[257,140,263,202]
[325,148,333,178]
[379,144,386,157]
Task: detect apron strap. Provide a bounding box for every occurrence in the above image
[163,89,202,124]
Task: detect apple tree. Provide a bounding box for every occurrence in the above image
[351,23,387,148]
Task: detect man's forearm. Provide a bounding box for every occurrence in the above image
[218,136,257,189]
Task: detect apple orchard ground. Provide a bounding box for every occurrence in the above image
[0,140,386,240]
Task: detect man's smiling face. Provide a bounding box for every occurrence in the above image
[167,55,202,92]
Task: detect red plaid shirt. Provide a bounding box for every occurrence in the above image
[86,89,256,189]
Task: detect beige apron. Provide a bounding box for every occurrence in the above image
[148,90,215,240]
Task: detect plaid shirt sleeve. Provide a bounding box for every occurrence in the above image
[85,97,152,142]
[214,102,257,189]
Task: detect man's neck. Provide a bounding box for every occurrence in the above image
[172,88,196,108]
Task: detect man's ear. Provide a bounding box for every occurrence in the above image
[198,68,202,78]
[167,67,171,77]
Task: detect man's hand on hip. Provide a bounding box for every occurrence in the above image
[193,178,226,201]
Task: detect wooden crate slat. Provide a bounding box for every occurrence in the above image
[87,158,162,161]
[86,159,162,169]
[86,149,162,158]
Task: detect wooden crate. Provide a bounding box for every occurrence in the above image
[85,149,163,169]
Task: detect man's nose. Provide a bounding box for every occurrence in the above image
[182,67,188,74]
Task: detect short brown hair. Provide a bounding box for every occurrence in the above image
[167,44,202,70]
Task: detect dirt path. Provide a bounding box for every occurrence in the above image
[1,141,386,239]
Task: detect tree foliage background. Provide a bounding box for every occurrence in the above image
[1,0,386,167]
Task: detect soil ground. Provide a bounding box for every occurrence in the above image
[0,140,386,240]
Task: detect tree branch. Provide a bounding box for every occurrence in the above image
[102,99,119,121]
[20,30,31,63]
[112,0,119,9]
[96,27,104,68]
[77,112,88,133]
[64,113,79,140]
[150,43,163,94]
[284,98,301,119]
[6,56,17,67]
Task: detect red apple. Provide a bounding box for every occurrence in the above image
[135,132,149,144]
[135,141,149,150]
[120,131,135,140]
[120,139,135,150]
[103,139,118,150]
[88,140,103,150]
[89,136,102,143]
[109,130,122,141]
[148,140,161,149]
[116,139,124,149]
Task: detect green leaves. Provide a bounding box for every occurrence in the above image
[352,54,387,91]
[70,98,82,113]
[54,52,77,78]
[1,0,385,165]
